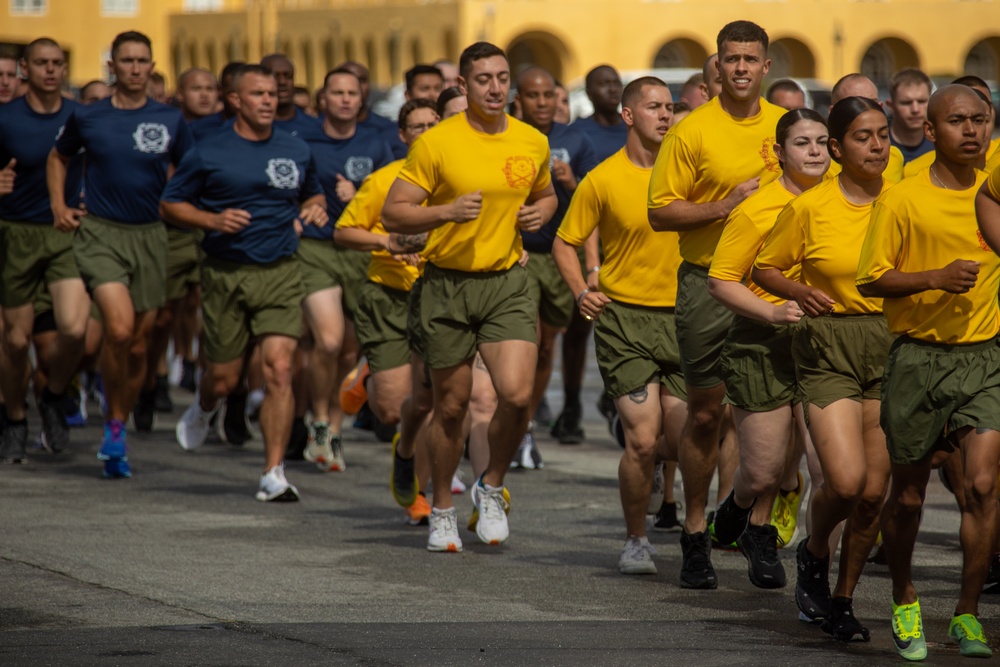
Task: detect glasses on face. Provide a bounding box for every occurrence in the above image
[406,123,436,132]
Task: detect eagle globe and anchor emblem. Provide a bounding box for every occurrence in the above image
[133,123,171,154]
[266,158,301,189]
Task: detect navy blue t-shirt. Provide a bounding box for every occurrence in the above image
[891,132,934,163]
[360,111,407,159]
[274,108,320,139]
[162,126,322,265]
[522,123,599,254]
[304,123,394,240]
[55,97,193,224]
[190,112,234,143]
[0,96,83,223]
[571,116,627,162]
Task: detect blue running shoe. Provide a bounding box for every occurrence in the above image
[98,420,130,478]
[103,459,132,478]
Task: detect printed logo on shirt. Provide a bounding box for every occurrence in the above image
[266,158,301,189]
[549,148,570,170]
[759,136,780,174]
[503,156,537,189]
[133,123,171,154]
[345,156,374,182]
[978,229,992,252]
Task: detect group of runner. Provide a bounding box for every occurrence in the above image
[2,20,1000,661]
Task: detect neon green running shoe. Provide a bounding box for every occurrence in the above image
[949,613,992,658]
[771,472,804,548]
[892,600,928,662]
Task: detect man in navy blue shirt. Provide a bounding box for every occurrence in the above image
[514,66,599,466]
[48,31,194,479]
[340,61,408,159]
[189,61,243,143]
[164,64,327,502]
[887,68,935,162]
[0,38,88,463]
[298,67,394,471]
[261,54,319,139]
[572,65,628,162]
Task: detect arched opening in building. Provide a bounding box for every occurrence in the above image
[861,37,919,89]
[652,37,707,69]
[966,37,1000,82]
[171,37,184,77]
[507,31,569,82]
[410,37,422,69]
[387,32,401,82]
[769,37,816,79]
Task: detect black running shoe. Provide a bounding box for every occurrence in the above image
[821,597,870,642]
[552,402,584,445]
[653,501,683,532]
[712,491,754,545]
[737,524,787,589]
[796,538,832,622]
[680,530,718,589]
[285,416,308,460]
[179,359,198,393]
[132,389,156,433]
[38,389,70,453]
[222,391,251,446]
[0,418,28,464]
[534,396,554,429]
[153,375,173,413]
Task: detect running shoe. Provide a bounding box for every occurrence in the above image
[219,391,252,446]
[713,490,754,545]
[339,358,370,416]
[771,472,804,547]
[427,506,462,552]
[37,389,70,453]
[90,373,107,418]
[648,462,666,515]
[551,402,584,444]
[679,530,717,589]
[451,470,467,494]
[534,396,554,429]
[405,493,431,526]
[176,395,219,451]
[0,419,28,464]
[304,420,334,467]
[255,464,300,502]
[512,427,542,470]
[246,388,265,422]
[821,597,869,642]
[153,375,173,413]
[892,600,927,661]
[99,420,131,479]
[132,389,156,433]
[949,613,992,658]
[737,523,786,589]
[179,359,198,393]
[390,432,418,507]
[468,486,511,531]
[653,501,683,532]
[796,538,831,623]
[619,535,657,575]
[324,434,346,472]
[707,510,739,551]
[471,478,510,545]
[64,379,88,427]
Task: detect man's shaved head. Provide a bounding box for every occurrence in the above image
[517,66,555,89]
[831,73,878,105]
[927,83,986,125]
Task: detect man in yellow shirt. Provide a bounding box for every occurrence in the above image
[382,42,557,553]
[554,76,685,577]
[647,20,785,588]
[859,85,997,661]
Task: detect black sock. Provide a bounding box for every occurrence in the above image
[563,387,580,409]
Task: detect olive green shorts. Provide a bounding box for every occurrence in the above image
[295,238,370,317]
[200,256,304,363]
[675,260,734,389]
[165,227,202,302]
[0,220,79,309]
[355,280,411,373]
[420,263,536,370]
[407,277,427,362]
[73,215,167,314]
[525,252,574,329]
[721,315,797,412]
[882,336,1000,464]
[792,314,892,411]
[593,300,686,401]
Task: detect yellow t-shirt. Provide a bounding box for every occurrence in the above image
[558,148,681,308]
[857,169,996,343]
[754,176,884,315]
[647,96,786,268]
[337,159,422,292]
[708,179,796,306]
[903,138,999,179]
[826,145,904,184]
[396,113,551,272]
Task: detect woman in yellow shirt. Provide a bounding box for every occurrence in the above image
[752,97,894,642]
[707,108,829,589]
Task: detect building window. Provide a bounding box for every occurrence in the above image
[183,0,221,10]
[10,0,47,15]
[102,0,138,15]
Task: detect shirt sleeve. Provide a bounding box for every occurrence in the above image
[856,198,903,286]
[300,152,324,202]
[336,174,380,231]
[753,201,804,272]
[709,208,761,282]
[557,175,600,247]
[647,131,696,209]
[55,109,83,158]
[160,148,207,204]
[573,133,600,178]
[531,146,553,194]
[171,117,195,166]
[396,135,436,195]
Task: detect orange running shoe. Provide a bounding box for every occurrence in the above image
[339,358,371,415]
[405,493,432,526]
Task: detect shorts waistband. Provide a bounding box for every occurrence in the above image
[425,262,516,279]
[824,312,884,319]
[679,260,710,275]
[896,335,998,354]
[610,299,675,314]
[203,254,295,272]
[84,214,162,230]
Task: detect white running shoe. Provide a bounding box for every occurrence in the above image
[648,461,666,515]
[255,464,301,502]
[176,395,219,451]
[304,421,333,466]
[472,480,510,545]
[619,535,658,575]
[427,507,463,552]
[451,470,467,494]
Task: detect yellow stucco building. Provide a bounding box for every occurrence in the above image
[3,0,1000,92]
